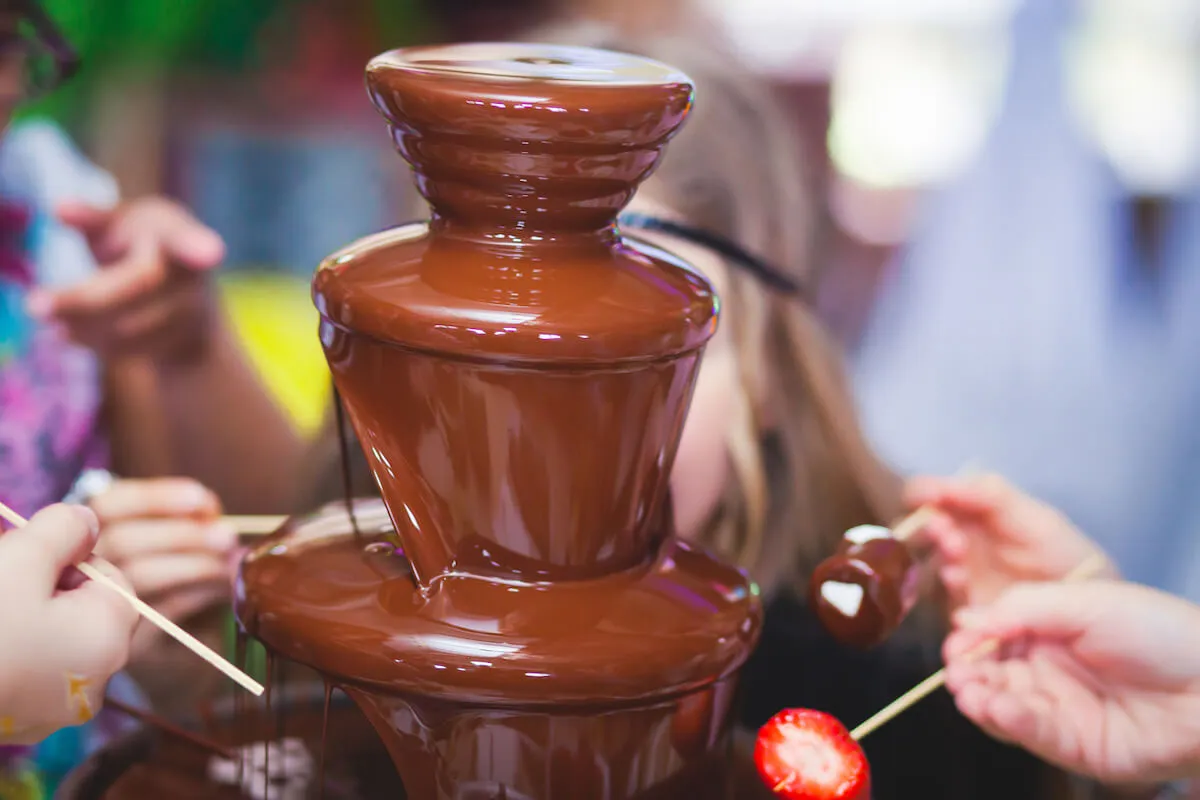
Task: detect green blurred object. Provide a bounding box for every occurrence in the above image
[224,611,269,685]
[38,0,427,66]
[22,0,430,125]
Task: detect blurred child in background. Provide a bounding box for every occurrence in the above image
[0,1,298,792]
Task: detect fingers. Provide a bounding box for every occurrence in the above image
[33,197,225,323]
[56,196,225,268]
[77,554,136,596]
[0,504,101,589]
[51,560,139,682]
[119,553,231,599]
[58,198,224,271]
[153,206,225,270]
[951,582,1113,645]
[57,200,113,233]
[96,517,238,564]
[905,473,1016,518]
[29,234,166,318]
[56,201,121,258]
[910,509,969,564]
[944,634,1040,744]
[154,583,229,622]
[90,478,221,523]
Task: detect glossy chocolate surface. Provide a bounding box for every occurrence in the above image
[239,502,759,705]
[808,525,918,649]
[61,688,779,800]
[314,44,714,588]
[235,43,761,800]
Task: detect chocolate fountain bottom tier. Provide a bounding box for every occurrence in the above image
[346,679,741,799]
[231,501,763,798]
[58,685,404,800]
[59,685,780,800]
[234,501,762,706]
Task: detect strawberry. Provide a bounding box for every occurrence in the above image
[754,708,870,800]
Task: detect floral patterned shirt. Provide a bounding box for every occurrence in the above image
[0,121,143,798]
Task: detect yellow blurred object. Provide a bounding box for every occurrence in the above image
[217,271,329,434]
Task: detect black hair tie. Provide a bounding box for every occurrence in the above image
[618,212,809,300]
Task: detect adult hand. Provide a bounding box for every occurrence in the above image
[944,580,1200,785]
[905,473,1116,611]
[0,505,138,745]
[27,197,226,364]
[89,478,236,659]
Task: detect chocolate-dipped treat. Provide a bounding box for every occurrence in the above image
[228,43,760,800]
[808,524,920,649]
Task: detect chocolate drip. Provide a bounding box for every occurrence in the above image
[103,697,233,760]
[319,681,332,800]
[234,627,247,788]
[263,650,273,800]
[332,386,361,539]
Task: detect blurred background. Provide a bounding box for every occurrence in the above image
[31,0,1200,595]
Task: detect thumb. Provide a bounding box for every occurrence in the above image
[57,201,116,243]
[2,504,101,589]
[154,205,225,272]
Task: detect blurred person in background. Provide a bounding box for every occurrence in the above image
[0,1,300,793]
[852,0,1200,605]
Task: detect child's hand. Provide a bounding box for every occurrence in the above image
[28,197,225,365]
[904,474,1116,611]
[90,479,236,659]
[0,504,138,744]
[944,580,1200,785]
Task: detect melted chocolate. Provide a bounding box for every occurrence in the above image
[808,525,919,649]
[67,687,406,800]
[61,688,779,800]
[234,43,762,800]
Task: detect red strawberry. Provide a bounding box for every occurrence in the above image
[754,708,870,800]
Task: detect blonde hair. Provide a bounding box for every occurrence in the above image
[518,19,902,592]
[303,17,903,596]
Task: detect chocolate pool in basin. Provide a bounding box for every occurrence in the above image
[70,42,765,800]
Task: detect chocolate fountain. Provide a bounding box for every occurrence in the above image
[219,43,761,800]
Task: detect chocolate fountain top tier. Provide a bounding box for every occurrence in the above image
[314,43,714,363]
[368,42,693,233]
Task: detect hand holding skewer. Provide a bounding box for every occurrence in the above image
[0,499,263,697]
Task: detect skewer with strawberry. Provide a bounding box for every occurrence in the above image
[756,553,1109,797]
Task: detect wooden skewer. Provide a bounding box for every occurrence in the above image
[105,696,235,759]
[0,501,264,697]
[890,505,936,542]
[222,515,287,535]
[772,551,1110,794]
[847,551,1109,741]
[891,461,983,542]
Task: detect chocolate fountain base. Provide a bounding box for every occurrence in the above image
[57,685,778,800]
[234,501,763,800]
[57,684,404,800]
